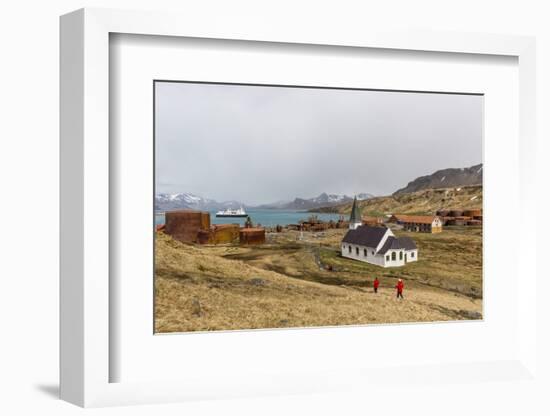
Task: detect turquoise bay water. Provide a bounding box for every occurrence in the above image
[155,209,343,227]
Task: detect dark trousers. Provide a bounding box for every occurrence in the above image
[397,291,404,299]
[374,287,378,293]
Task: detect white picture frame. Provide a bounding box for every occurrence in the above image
[60,8,538,408]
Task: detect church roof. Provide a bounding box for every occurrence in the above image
[342,225,388,248]
[378,236,417,254]
[349,196,362,224]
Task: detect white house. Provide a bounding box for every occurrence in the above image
[341,197,418,268]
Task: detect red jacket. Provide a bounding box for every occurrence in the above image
[396,281,404,293]
[373,279,380,289]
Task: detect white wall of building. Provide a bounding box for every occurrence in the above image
[341,244,418,268]
[406,249,419,262]
[341,243,386,267]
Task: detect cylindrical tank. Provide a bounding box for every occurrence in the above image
[442,216,454,225]
[196,229,211,244]
[210,224,239,244]
[164,210,210,243]
[463,209,482,217]
[449,209,464,217]
[239,228,266,245]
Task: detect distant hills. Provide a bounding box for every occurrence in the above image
[156,164,482,213]
[257,192,374,210]
[393,163,482,196]
[314,185,482,216]
[155,191,374,212]
[155,193,243,211]
[312,163,483,216]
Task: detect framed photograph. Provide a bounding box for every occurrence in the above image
[152,80,484,334]
[60,8,538,408]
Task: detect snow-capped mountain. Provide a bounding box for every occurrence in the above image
[155,192,244,211]
[156,191,375,211]
[258,192,374,210]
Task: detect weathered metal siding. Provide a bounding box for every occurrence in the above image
[196,224,240,244]
[239,228,266,245]
[210,224,240,244]
[164,210,210,243]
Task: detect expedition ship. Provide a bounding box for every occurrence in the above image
[215,207,248,218]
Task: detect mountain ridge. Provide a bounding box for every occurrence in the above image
[393,163,482,196]
[155,192,374,212]
[257,192,374,210]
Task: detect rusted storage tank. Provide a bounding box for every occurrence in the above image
[449,209,464,217]
[463,209,482,217]
[442,216,454,225]
[196,229,211,244]
[164,210,210,243]
[311,223,329,231]
[239,227,266,245]
[336,220,350,229]
[210,224,239,244]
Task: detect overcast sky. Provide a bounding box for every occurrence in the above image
[155,82,482,205]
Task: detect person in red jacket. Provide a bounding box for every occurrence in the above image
[373,277,380,294]
[395,278,404,299]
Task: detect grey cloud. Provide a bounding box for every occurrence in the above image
[155,82,482,205]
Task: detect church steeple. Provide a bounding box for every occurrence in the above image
[349,196,362,230]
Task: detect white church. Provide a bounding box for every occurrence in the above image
[341,197,418,268]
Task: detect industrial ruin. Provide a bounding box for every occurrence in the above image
[435,208,483,226]
[158,205,483,247]
[162,210,265,246]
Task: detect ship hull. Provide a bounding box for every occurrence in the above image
[215,214,248,218]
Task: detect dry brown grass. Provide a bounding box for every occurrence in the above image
[316,226,483,297]
[155,227,482,333]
